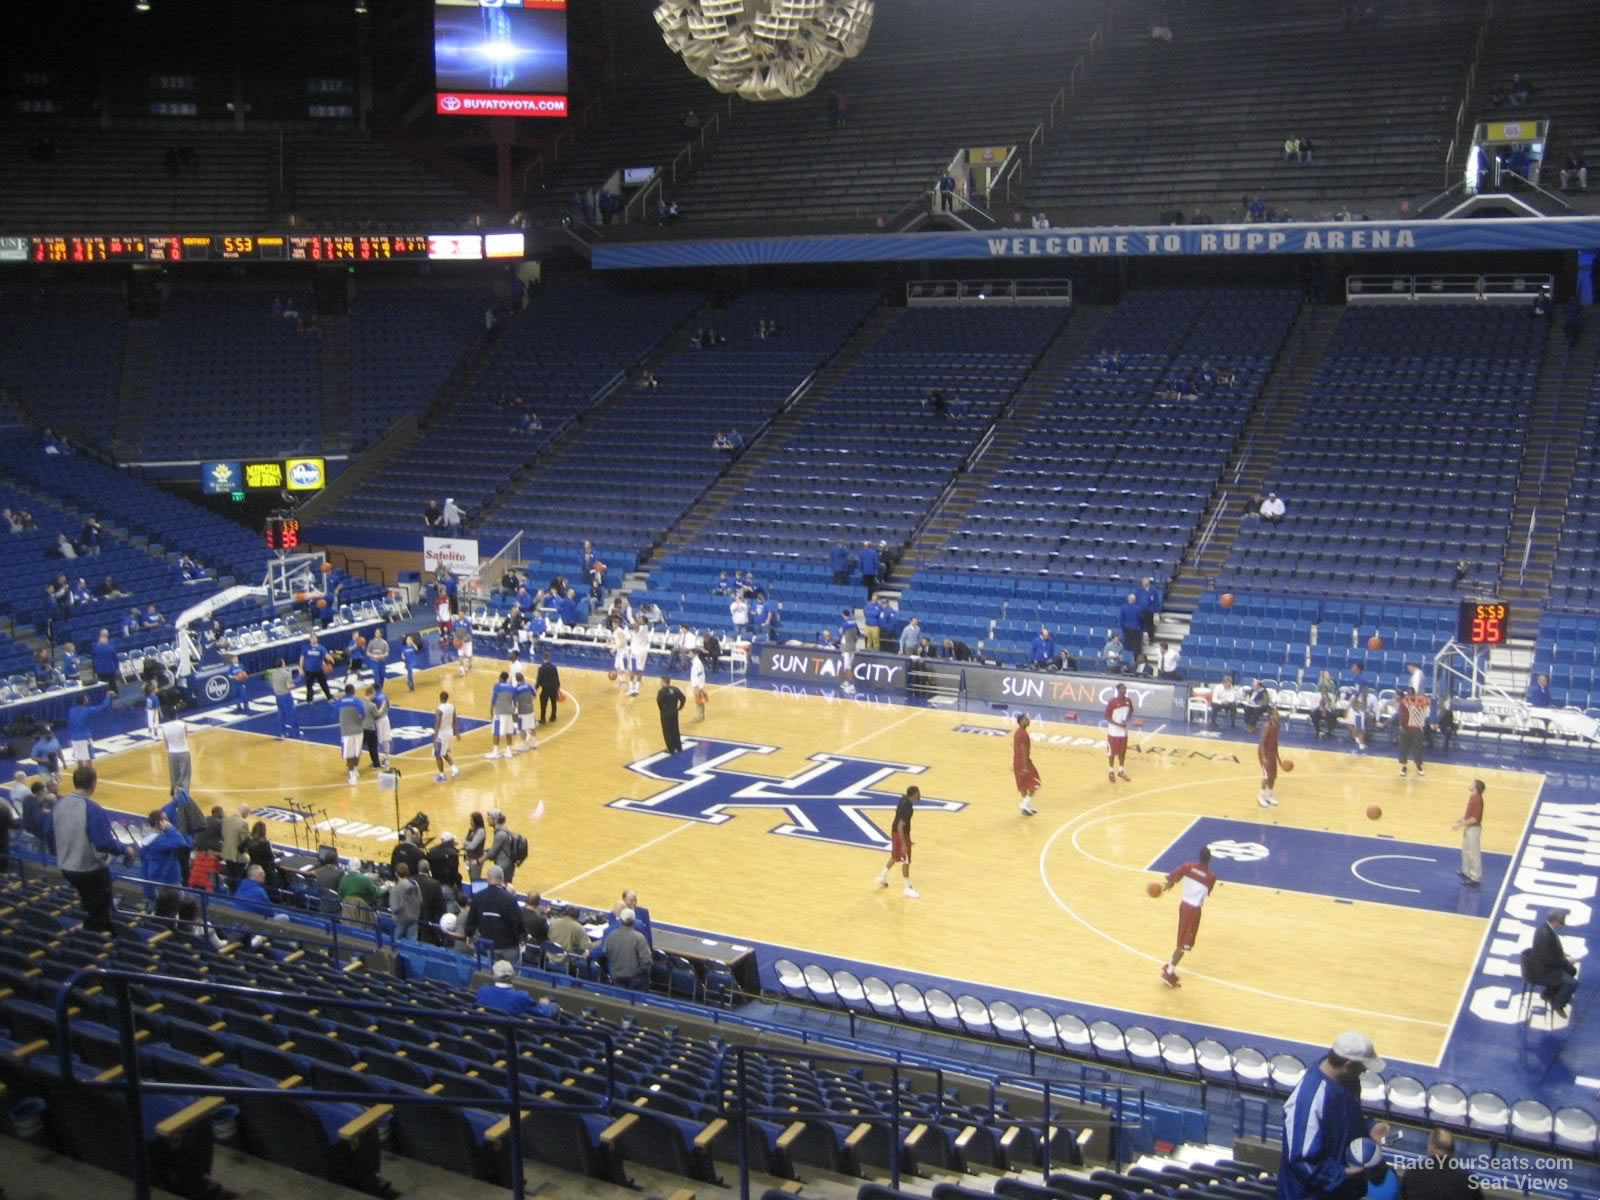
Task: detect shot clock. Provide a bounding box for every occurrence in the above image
[1457,600,1509,646]
[264,516,301,552]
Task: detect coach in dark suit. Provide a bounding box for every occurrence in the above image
[1529,909,1577,1017]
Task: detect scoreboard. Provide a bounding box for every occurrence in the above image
[1457,600,1510,646]
[0,232,523,264]
[264,516,301,551]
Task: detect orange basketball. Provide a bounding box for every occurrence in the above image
[234,670,248,682]
[294,591,307,602]
[1281,758,1294,772]
[320,561,334,573]
[1367,634,1384,651]
[559,690,569,701]
[607,670,617,681]
[1146,881,1163,898]
[1220,592,1235,609]
[1366,805,1383,821]
[315,598,327,609]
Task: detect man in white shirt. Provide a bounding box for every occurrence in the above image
[729,593,749,640]
[1210,674,1239,728]
[608,623,628,683]
[161,715,192,794]
[689,646,708,721]
[1260,493,1286,523]
[1159,643,1182,680]
[441,498,464,529]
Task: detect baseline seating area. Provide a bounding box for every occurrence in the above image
[686,306,1068,560]
[318,285,703,536]
[144,286,322,461]
[0,286,127,451]
[897,572,1133,668]
[670,0,1104,228]
[1183,592,1457,693]
[348,281,496,450]
[475,288,879,550]
[633,556,862,645]
[0,439,283,581]
[1532,612,1600,713]
[1221,303,1541,602]
[945,289,1300,584]
[1026,0,1476,224]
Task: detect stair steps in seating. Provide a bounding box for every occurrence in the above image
[1165,303,1344,611]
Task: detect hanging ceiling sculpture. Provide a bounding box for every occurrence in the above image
[654,0,874,101]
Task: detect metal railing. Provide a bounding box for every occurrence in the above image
[517,92,604,195]
[906,279,1073,307]
[625,109,724,225]
[50,966,614,1200]
[1444,0,1494,183]
[1192,489,1230,566]
[13,853,375,961]
[986,1072,1144,1174]
[1345,273,1553,303]
[1519,509,1536,584]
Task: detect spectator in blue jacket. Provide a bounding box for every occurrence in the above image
[1136,577,1162,644]
[92,628,119,685]
[1528,672,1551,707]
[829,540,852,585]
[31,731,63,777]
[1031,627,1059,670]
[232,864,273,913]
[1119,592,1145,657]
[555,588,582,627]
[140,808,192,903]
[475,959,560,1018]
[1277,1032,1390,1200]
[66,690,115,764]
[858,541,881,596]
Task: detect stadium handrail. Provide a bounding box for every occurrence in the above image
[49,965,615,1200]
[11,849,382,962]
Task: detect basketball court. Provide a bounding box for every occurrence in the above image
[80,655,1597,1115]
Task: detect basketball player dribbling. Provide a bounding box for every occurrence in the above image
[1258,706,1283,807]
[1159,845,1217,988]
[609,621,628,686]
[1105,682,1133,783]
[875,785,920,898]
[1013,713,1042,815]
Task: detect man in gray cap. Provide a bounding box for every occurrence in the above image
[1278,1032,1391,1200]
[604,907,652,992]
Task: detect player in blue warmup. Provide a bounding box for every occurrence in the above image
[488,671,519,759]
[401,634,420,691]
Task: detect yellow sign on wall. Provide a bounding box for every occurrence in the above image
[244,461,284,489]
[285,457,327,491]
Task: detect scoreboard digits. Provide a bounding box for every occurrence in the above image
[264,516,301,551]
[1457,601,1509,646]
[17,233,492,263]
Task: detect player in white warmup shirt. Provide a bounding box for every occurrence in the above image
[689,647,708,721]
[456,626,474,677]
[627,620,651,698]
[433,690,460,782]
[609,622,628,684]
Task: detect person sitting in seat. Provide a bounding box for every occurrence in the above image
[1528,909,1577,1017]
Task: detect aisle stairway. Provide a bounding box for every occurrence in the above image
[1497,318,1600,637]
[1165,304,1343,611]
[896,304,1114,577]
[652,306,904,557]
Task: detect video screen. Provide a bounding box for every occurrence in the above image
[434,0,569,118]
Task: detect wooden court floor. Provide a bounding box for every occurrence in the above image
[88,660,1541,1067]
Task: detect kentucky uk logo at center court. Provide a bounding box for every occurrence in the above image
[611,739,963,850]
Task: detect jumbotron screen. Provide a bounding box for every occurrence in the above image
[434,0,569,118]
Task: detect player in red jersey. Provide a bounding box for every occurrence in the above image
[1158,845,1217,987]
[1258,706,1283,807]
[1105,683,1133,782]
[1014,713,1042,815]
